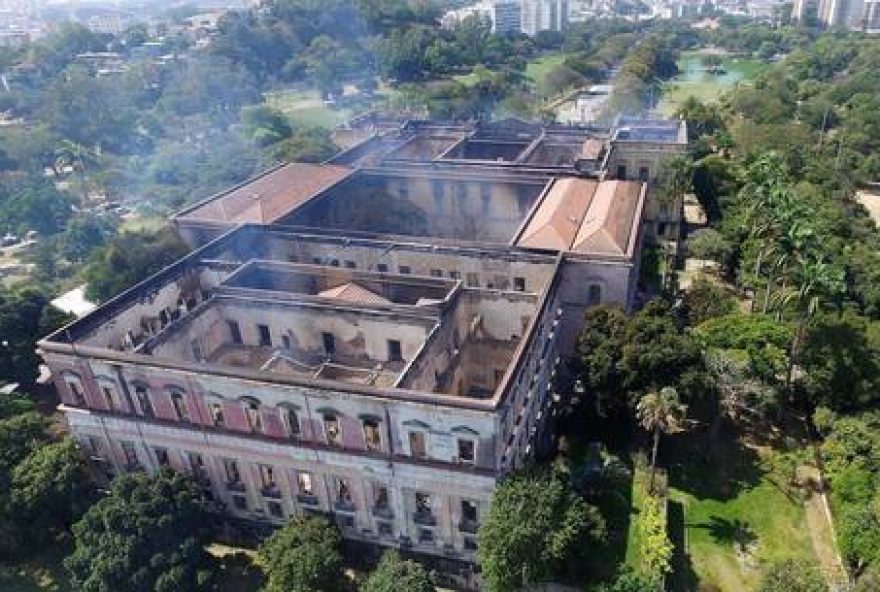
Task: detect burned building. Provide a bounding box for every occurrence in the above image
[39,116,685,566]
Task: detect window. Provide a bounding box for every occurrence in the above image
[297,472,314,496]
[461,499,478,523]
[134,385,154,417]
[419,528,434,543]
[101,385,118,411]
[330,259,340,267]
[457,439,475,465]
[312,257,322,265]
[616,164,627,179]
[409,431,427,459]
[588,284,602,305]
[170,391,190,422]
[415,492,432,515]
[387,339,403,362]
[658,222,668,237]
[259,465,278,497]
[244,399,262,432]
[399,265,411,275]
[188,452,206,480]
[363,418,381,451]
[430,269,443,278]
[464,536,478,551]
[324,414,342,447]
[337,479,352,504]
[86,436,103,456]
[374,485,390,510]
[257,324,271,347]
[466,272,479,287]
[449,270,460,280]
[377,521,393,537]
[121,441,139,468]
[232,495,247,511]
[281,334,291,350]
[283,407,301,439]
[344,260,356,269]
[228,320,242,344]
[639,166,650,182]
[223,459,241,484]
[398,185,410,199]
[376,263,388,273]
[210,403,225,427]
[513,277,526,292]
[66,378,86,406]
[322,332,335,355]
[268,501,284,518]
[154,447,170,467]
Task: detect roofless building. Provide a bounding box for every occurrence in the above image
[38,116,686,579]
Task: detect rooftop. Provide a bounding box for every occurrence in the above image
[175,162,353,225]
[515,178,645,257]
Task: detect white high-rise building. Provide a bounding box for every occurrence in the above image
[521,0,569,35]
[441,1,522,35]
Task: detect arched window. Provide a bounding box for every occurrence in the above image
[62,372,86,406]
[243,397,262,433]
[133,384,154,418]
[323,413,342,447]
[96,378,121,412]
[169,390,190,422]
[280,405,300,440]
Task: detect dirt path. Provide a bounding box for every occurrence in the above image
[800,466,849,589]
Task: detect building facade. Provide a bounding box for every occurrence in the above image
[40,117,685,567]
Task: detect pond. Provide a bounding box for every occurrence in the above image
[657,51,768,115]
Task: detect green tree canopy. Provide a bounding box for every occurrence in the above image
[65,470,216,592]
[83,227,189,302]
[257,515,346,592]
[360,550,433,592]
[477,468,606,592]
[757,559,827,592]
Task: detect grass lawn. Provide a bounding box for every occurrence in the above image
[657,50,769,116]
[525,53,570,96]
[665,429,819,592]
[263,88,352,129]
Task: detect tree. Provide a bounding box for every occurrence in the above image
[83,228,189,302]
[681,277,737,325]
[10,438,93,541]
[257,516,346,592]
[478,468,605,591]
[592,569,659,592]
[687,229,732,266]
[757,559,828,592]
[361,551,433,592]
[636,387,687,492]
[575,305,629,417]
[65,471,216,592]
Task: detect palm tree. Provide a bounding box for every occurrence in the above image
[636,387,687,493]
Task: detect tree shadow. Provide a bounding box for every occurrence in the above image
[694,516,757,553]
[663,425,763,502]
[668,500,698,592]
[214,552,264,592]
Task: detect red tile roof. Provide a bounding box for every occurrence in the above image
[317,282,391,305]
[516,178,644,257]
[177,163,352,224]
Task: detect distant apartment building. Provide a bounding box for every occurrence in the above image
[801,0,880,29]
[40,117,685,576]
[441,1,522,35]
[521,0,569,35]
